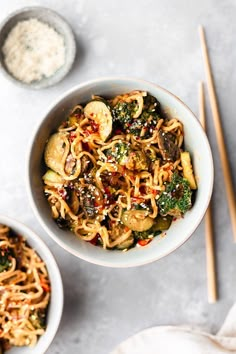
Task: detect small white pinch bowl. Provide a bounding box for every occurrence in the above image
[0,6,76,89]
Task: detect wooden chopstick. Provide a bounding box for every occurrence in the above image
[199,82,217,303]
[199,25,236,242]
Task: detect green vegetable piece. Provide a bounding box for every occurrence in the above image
[0,248,11,272]
[30,309,46,329]
[112,101,138,126]
[116,236,134,250]
[106,142,148,170]
[112,94,161,139]
[125,150,149,171]
[129,110,159,139]
[143,94,161,113]
[121,210,154,232]
[133,229,161,240]
[43,169,64,184]
[157,173,192,217]
[106,142,130,165]
[68,105,83,126]
[84,100,112,141]
[152,215,173,231]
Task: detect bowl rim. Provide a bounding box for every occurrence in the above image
[0,214,64,352]
[0,5,76,89]
[26,76,214,267]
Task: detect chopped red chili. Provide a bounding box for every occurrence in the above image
[137,239,151,246]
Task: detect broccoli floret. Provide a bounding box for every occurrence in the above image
[129,110,159,139]
[133,229,161,240]
[0,248,12,272]
[105,142,130,165]
[143,94,161,113]
[106,142,149,170]
[127,95,161,138]
[125,150,149,170]
[30,309,46,329]
[112,95,161,139]
[157,173,192,216]
[132,202,151,212]
[112,101,138,127]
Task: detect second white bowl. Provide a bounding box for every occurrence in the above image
[0,215,63,354]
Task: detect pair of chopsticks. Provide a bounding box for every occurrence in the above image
[198,26,236,303]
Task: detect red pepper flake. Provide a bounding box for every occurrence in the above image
[131,197,145,203]
[40,277,51,292]
[89,233,99,245]
[151,189,158,197]
[90,121,99,132]
[129,176,135,183]
[74,112,81,119]
[139,185,146,194]
[84,129,91,137]
[69,131,77,142]
[114,128,123,135]
[41,282,51,292]
[104,187,111,194]
[82,142,90,151]
[137,239,151,246]
[58,188,67,200]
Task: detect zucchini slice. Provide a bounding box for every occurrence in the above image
[180,151,197,189]
[43,169,64,184]
[152,215,173,231]
[116,236,134,250]
[121,210,154,232]
[84,100,112,141]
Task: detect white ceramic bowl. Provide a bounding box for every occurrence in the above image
[0,215,63,354]
[27,77,214,267]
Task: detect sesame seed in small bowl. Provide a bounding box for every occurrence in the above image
[0,7,76,89]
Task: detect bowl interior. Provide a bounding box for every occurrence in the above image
[0,215,63,354]
[0,7,76,89]
[27,78,213,267]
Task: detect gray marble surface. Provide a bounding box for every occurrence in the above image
[0,0,235,353]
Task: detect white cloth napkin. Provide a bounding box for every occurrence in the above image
[111,304,236,354]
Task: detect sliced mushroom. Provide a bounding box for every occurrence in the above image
[64,154,77,175]
[156,130,180,161]
[79,184,103,219]
[125,91,146,118]
[80,155,92,175]
[68,189,80,214]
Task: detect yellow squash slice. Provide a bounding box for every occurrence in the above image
[180,151,197,190]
